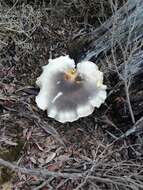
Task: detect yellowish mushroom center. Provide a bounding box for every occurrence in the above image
[64,68,77,81]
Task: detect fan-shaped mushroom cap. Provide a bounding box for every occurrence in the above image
[36,55,107,123]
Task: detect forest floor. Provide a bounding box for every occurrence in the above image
[0,1,143,190]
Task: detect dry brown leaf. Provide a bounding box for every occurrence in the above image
[38,157,45,164]
[30,157,37,164]
[45,152,56,164]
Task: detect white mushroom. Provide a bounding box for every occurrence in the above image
[36,55,107,123]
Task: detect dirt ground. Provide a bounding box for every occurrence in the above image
[0,0,143,190]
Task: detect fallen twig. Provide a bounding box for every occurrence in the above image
[119,116,143,139]
[0,158,142,189]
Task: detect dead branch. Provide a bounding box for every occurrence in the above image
[0,158,142,189]
[119,116,143,139]
[0,158,83,179]
[81,0,143,61]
